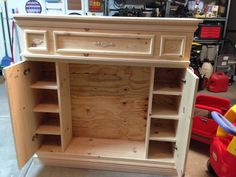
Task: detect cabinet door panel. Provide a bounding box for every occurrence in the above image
[4,61,40,168]
[174,68,198,177]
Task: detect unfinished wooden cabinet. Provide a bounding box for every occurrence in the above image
[5,15,201,177]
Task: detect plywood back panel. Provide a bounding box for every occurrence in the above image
[69,64,150,141]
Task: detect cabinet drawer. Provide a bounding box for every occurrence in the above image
[25,30,48,52]
[53,31,155,57]
[160,35,186,60]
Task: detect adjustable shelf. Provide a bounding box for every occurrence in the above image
[33,89,59,113]
[153,83,182,96]
[36,125,60,135]
[31,81,58,90]
[33,104,59,113]
[149,119,177,142]
[36,118,60,135]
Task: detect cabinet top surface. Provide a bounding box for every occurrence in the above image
[14,14,202,26]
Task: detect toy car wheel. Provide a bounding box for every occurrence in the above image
[207,159,216,175]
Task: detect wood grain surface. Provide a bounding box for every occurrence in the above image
[69,64,150,140]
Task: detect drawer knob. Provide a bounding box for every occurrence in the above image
[95,41,115,48]
[32,39,43,47]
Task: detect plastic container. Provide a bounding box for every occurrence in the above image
[208,72,229,92]
[202,61,213,79]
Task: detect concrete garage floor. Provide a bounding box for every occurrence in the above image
[0,79,235,177]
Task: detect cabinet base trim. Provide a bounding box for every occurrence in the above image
[37,156,177,176]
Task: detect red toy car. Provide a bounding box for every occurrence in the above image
[192,94,230,144]
[208,107,236,177]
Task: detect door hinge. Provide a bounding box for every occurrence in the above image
[181,79,186,84]
[183,106,186,114]
[181,170,185,177]
[173,144,178,151]
[24,68,31,76]
[32,134,38,141]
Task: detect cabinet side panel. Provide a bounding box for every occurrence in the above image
[56,63,72,151]
[144,67,155,158]
[174,69,198,177]
[4,61,41,168]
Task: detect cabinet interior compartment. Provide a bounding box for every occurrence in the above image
[34,89,58,104]
[35,113,60,136]
[150,119,177,142]
[38,134,62,152]
[38,63,150,159]
[151,95,181,118]
[153,68,185,95]
[33,89,59,113]
[30,62,57,90]
[148,141,174,162]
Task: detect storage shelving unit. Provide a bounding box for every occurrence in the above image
[145,67,184,162]
[29,62,62,150]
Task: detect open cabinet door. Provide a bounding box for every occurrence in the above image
[4,61,41,168]
[174,68,199,177]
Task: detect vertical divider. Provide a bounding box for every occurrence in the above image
[56,62,72,151]
[145,67,155,158]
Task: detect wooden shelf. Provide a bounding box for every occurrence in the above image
[153,83,182,96]
[39,137,145,160]
[36,125,60,135]
[33,104,59,113]
[36,118,60,135]
[149,120,176,142]
[148,141,174,162]
[31,81,58,90]
[151,103,179,119]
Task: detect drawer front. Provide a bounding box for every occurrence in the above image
[53,31,155,57]
[25,30,48,52]
[160,35,186,60]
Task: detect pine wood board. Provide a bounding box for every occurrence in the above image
[39,137,145,159]
[30,81,58,90]
[36,125,60,135]
[153,83,182,95]
[37,157,177,176]
[56,63,72,151]
[4,61,42,167]
[33,104,59,113]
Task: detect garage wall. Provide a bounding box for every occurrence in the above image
[0,0,46,63]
